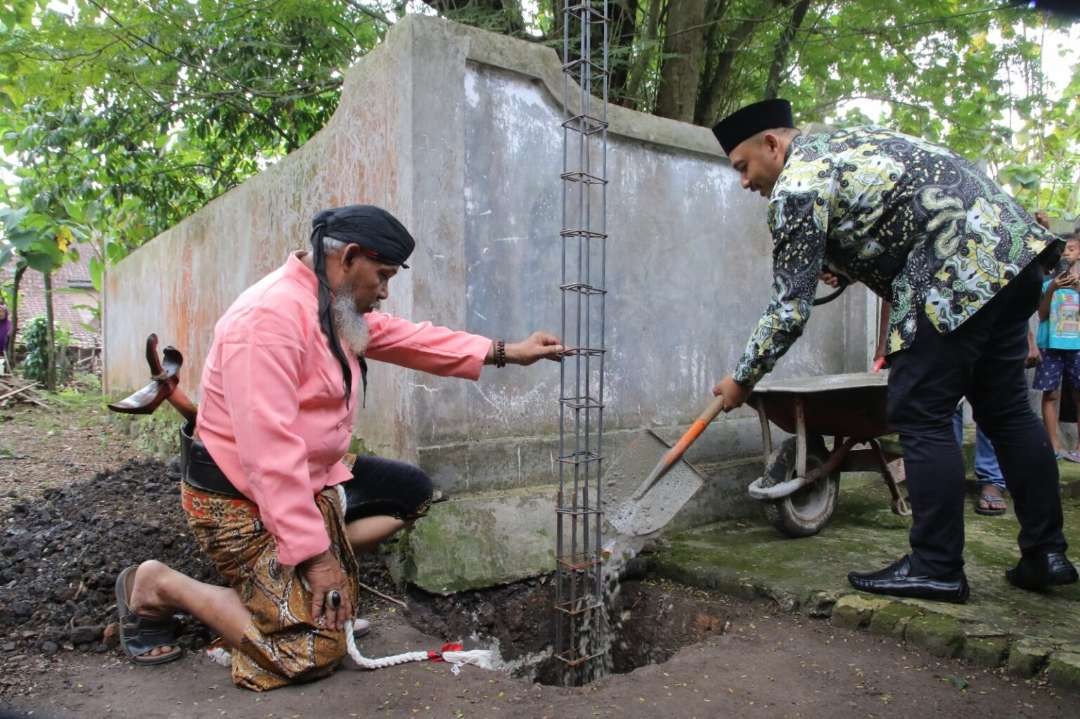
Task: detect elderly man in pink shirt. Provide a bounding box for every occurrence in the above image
[113,205,562,690]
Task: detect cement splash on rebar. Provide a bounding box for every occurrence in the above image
[559,532,649,685]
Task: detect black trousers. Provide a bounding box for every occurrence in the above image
[342,456,434,524]
[183,419,434,523]
[886,259,1067,577]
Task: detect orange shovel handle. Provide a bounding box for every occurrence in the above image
[663,395,726,465]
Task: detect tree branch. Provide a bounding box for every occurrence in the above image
[764,0,811,99]
[804,94,998,135]
[343,0,395,26]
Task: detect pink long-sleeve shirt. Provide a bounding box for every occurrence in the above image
[196,252,491,566]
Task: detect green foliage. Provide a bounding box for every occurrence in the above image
[0,205,75,274]
[0,0,389,261]
[348,435,377,457]
[0,0,1076,264]
[20,314,71,386]
[121,409,182,459]
[59,371,102,396]
[445,0,1080,219]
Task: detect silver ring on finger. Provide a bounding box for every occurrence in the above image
[326,589,342,610]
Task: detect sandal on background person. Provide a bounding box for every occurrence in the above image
[975,492,1008,516]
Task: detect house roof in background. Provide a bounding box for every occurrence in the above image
[0,244,100,348]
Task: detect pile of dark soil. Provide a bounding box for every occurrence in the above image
[0,459,222,657]
[0,458,399,663]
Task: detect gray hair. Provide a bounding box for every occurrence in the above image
[322,236,349,255]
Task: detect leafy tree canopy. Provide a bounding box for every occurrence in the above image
[0,0,389,276]
[0,0,1076,287]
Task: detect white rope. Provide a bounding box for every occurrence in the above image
[205,487,497,673]
[344,619,430,669]
[441,649,497,675]
[205,646,232,667]
[343,619,496,672]
[205,619,495,673]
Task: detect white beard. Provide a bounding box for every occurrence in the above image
[331,293,371,355]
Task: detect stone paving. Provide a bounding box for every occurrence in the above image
[651,463,1080,690]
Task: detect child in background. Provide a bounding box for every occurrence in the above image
[1034,234,1080,460]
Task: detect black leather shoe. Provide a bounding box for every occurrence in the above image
[1006,552,1079,591]
[847,555,970,604]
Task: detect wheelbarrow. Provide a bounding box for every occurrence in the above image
[747,371,910,538]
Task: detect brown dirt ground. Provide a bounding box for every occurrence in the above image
[2,398,1079,719]
[0,392,142,515]
[6,592,1078,719]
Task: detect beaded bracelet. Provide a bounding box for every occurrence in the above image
[495,339,507,368]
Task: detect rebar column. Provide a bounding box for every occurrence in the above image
[554,0,609,686]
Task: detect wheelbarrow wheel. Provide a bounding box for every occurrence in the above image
[761,435,839,538]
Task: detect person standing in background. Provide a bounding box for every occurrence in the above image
[1033,234,1080,461]
[0,297,11,372]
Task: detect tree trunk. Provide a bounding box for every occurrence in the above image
[623,0,665,110]
[44,271,56,391]
[608,0,638,106]
[695,12,758,126]
[7,264,26,365]
[764,0,812,99]
[499,0,525,36]
[653,0,708,123]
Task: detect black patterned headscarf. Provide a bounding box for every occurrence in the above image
[309,204,415,405]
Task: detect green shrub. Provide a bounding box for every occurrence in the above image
[20,315,72,386]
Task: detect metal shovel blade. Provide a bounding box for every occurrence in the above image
[605,430,705,537]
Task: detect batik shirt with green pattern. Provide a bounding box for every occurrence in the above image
[732,126,1059,387]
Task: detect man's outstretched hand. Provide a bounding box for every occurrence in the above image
[712,374,751,412]
[506,331,564,366]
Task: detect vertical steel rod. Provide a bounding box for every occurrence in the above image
[554,0,609,686]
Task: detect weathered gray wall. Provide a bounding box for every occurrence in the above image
[105,16,870,501]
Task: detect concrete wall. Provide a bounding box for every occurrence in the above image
[105,16,870,503]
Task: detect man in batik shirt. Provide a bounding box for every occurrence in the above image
[710,99,1076,603]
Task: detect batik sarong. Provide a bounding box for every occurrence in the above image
[181,482,360,691]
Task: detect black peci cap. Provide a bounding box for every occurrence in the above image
[712,99,795,155]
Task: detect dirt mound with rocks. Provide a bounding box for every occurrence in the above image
[0,457,397,671]
[0,459,223,660]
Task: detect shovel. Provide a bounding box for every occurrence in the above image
[605,282,847,537]
[606,396,725,536]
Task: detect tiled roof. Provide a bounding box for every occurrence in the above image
[0,244,100,348]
